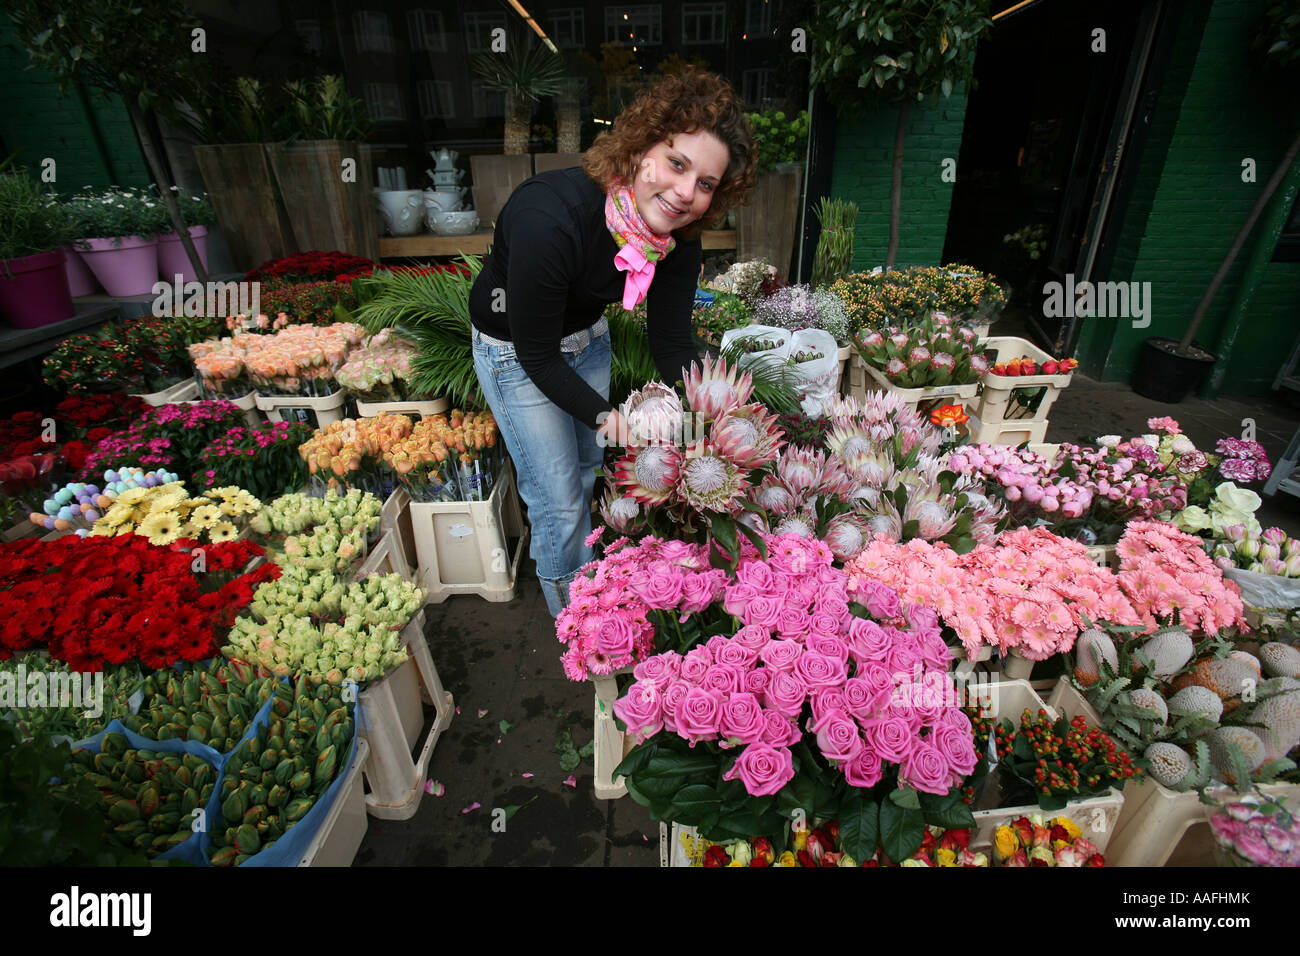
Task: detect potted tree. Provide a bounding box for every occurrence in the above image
[0,162,77,328]
[736,110,811,277]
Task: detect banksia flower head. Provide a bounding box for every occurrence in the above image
[677,441,748,512]
[622,382,684,445]
[613,442,682,505]
[684,354,754,422]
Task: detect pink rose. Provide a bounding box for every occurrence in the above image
[854,661,895,713]
[807,634,849,664]
[633,567,685,609]
[847,617,891,662]
[760,710,802,748]
[659,679,692,733]
[613,681,664,743]
[902,741,952,795]
[674,686,725,744]
[818,597,852,624]
[719,692,767,746]
[881,698,924,733]
[759,639,802,671]
[842,677,879,723]
[595,616,636,659]
[722,743,795,797]
[713,639,759,669]
[777,607,811,638]
[808,611,844,641]
[735,560,776,592]
[811,709,863,763]
[679,646,713,684]
[864,714,917,764]
[732,624,771,652]
[843,746,884,788]
[742,595,783,630]
[701,663,746,696]
[678,573,717,615]
[917,632,951,671]
[722,582,760,617]
[633,651,682,685]
[794,651,847,689]
[933,723,978,778]
[858,580,901,620]
[886,634,920,677]
[810,686,848,722]
[763,669,808,718]
[743,667,772,698]
[782,586,812,612]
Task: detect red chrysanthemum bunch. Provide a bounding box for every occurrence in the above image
[246,250,375,287]
[0,535,279,671]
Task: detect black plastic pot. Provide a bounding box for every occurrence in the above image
[1130,336,1217,404]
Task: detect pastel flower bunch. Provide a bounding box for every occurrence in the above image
[1175,482,1263,540]
[609,532,977,798]
[248,488,380,573]
[1212,524,1300,578]
[556,535,725,680]
[91,482,261,546]
[1115,520,1247,633]
[1208,800,1300,867]
[845,527,1141,661]
[751,283,851,343]
[705,259,779,305]
[1215,438,1271,484]
[992,814,1106,867]
[189,337,251,396]
[854,312,990,389]
[298,414,411,490]
[224,565,423,684]
[222,312,291,334]
[235,323,368,396]
[81,400,248,481]
[334,329,421,401]
[947,443,1093,519]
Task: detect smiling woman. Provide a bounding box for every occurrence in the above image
[468,69,756,617]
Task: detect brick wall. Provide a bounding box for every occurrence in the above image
[0,19,149,192]
[1080,0,1300,394]
[829,86,970,271]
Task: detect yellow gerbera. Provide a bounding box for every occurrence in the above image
[218,500,244,517]
[207,486,241,500]
[138,511,182,545]
[146,494,185,515]
[115,486,150,506]
[98,504,134,528]
[208,520,239,542]
[189,504,223,528]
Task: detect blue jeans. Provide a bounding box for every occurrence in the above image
[472,325,610,617]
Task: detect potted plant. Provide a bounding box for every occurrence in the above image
[735,110,809,277]
[0,161,78,328]
[266,75,378,261]
[156,192,216,282]
[63,187,162,296]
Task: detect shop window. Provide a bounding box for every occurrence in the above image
[417,80,455,120]
[364,83,404,122]
[683,3,726,45]
[550,8,586,49]
[353,11,394,54]
[604,5,663,46]
[744,0,774,38]
[472,82,506,118]
[742,68,774,108]
[408,9,448,53]
[465,11,509,53]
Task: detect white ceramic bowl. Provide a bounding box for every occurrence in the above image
[430,210,479,236]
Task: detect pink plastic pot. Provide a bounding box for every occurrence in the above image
[76,234,159,297]
[0,249,74,329]
[62,244,99,297]
[156,225,209,283]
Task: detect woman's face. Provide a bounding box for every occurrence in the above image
[632,130,730,235]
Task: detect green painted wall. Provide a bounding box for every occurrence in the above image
[1077,0,1300,395]
[0,19,149,191]
[829,88,970,271]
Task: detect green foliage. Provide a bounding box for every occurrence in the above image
[283,75,371,141]
[0,161,77,260]
[809,0,995,110]
[811,198,860,289]
[716,338,802,415]
[746,111,810,172]
[63,186,167,241]
[1254,2,1300,72]
[690,291,751,347]
[605,303,660,408]
[472,27,566,102]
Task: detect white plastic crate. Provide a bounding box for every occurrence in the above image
[592,669,634,800]
[973,336,1074,426]
[1027,442,1060,463]
[970,679,1124,852]
[299,738,369,866]
[133,378,199,406]
[664,822,702,867]
[1084,543,1119,570]
[846,355,981,411]
[835,345,851,394]
[997,648,1059,692]
[255,390,347,428]
[1044,676,1104,727]
[408,461,527,603]
[963,412,1049,447]
[355,527,412,581]
[381,486,419,578]
[357,610,456,820]
[354,396,449,418]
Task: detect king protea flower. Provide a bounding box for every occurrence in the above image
[859,331,885,348]
[612,443,682,505]
[865,504,903,541]
[824,513,870,561]
[599,488,643,533]
[889,332,910,349]
[969,353,990,376]
[677,441,748,512]
[929,352,956,373]
[825,420,876,460]
[885,357,907,378]
[776,446,827,495]
[754,476,797,516]
[905,497,957,541]
[684,354,754,422]
[908,345,932,366]
[710,403,784,468]
[841,447,896,490]
[774,513,815,538]
[622,382,684,445]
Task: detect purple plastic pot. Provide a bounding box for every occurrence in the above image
[62,244,99,297]
[0,248,74,328]
[156,225,209,283]
[76,234,160,297]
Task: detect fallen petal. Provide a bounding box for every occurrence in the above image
[461,801,481,814]
[425,779,445,797]
[562,775,577,788]
[521,772,534,779]
[477,709,489,718]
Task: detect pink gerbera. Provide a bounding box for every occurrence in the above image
[1010,601,1042,628]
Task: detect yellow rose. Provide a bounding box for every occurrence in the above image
[936,848,958,867]
[994,825,1020,860]
[1050,816,1082,840]
[777,851,799,867]
[791,830,809,851]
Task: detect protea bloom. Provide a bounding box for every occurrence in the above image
[929,352,957,373]
[824,513,870,561]
[710,403,784,468]
[889,332,910,350]
[612,442,682,505]
[905,497,957,541]
[908,346,932,366]
[860,331,885,348]
[754,476,797,516]
[677,441,748,512]
[841,447,896,490]
[622,382,684,445]
[776,446,827,495]
[599,488,643,533]
[774,513,815,538]
[684,354,754,422]
[865,504,903,541]
[825,420,877,460]
[885,357,907,378]
[969,353,990,377]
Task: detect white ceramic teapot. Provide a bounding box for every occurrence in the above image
[376,189,426,236]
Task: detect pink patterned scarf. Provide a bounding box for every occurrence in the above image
[605,181,675,310]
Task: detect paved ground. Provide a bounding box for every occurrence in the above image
[355,372,1300,867]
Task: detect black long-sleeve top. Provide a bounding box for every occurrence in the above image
[468,167,701,429]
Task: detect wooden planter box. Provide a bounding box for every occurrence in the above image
[470,155,534,230]
[193,143,296,270]
[266,140,379,262]
[736,164,804,277]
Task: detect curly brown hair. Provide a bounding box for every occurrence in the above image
[584,69,756,240]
